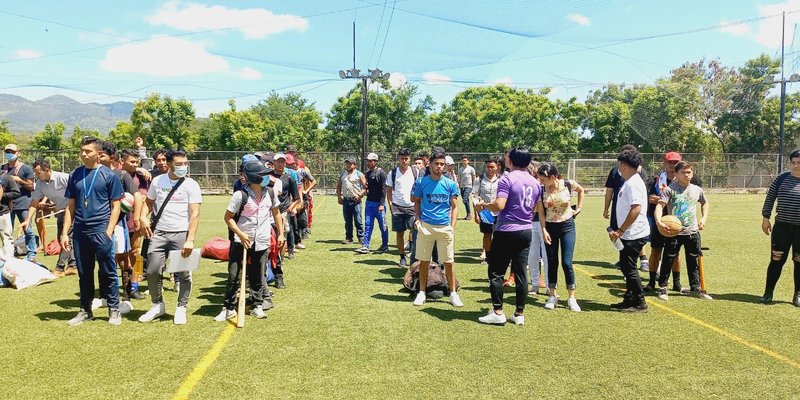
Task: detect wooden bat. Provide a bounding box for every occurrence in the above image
[236,247,248,328]
[698,251,706,292]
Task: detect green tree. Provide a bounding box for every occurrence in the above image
[30,122,66,150]
[579,84,648,153]
[251,92,323,151]
[131,93,197,151]
[106,121,135,150]
[0,121,16,147]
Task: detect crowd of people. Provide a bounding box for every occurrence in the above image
[1,137,799,327]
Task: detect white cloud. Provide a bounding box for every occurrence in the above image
[147,1,308,40]
[491,77,513,85]
[566,14,591,26]
[238,67,263,80]
[718,19,752,37]
[13,49,42,60]
[718,1,800,49]
[423,72,451,85]
[388,72,407,89]
[101,36,229,77]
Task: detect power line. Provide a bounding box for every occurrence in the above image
[375,0,397,67]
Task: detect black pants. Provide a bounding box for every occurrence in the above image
[488,229,531,313]
[765,221,800,294]
[620,237,647,305]
[657,233,702,291]
[224,242,268,310]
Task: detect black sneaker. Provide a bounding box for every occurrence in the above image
[130,290,146,300]
[610,301,632,310]
[286,251,295,260]
[275,276,286,289]
[376,245,390,253]
[793,292,800,308]
[263,298,275,311]
[621,303,649,313]
[643,284,655,293]
[761,293,773,304]
[399,257,407,268]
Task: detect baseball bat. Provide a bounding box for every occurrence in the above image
[698,252,706,292]
[236,247,248,328]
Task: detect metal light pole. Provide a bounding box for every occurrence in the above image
[766,12,800,174]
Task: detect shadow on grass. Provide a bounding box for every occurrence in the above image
[470,278,488,283]
[35,311,75,321]
[713,292,780,305]
[371,293,411,302]
[590,274,623,281]
[329,247,358,252]
[576,299,623,313]
[419,307,484,322]
[211,272,227,279]
[456,249,481,256]
[354,259,397,266]
[454,256,480,264]
[315,239,349,244]
[374,278,402,284]
[194,304,223,317]
[378,268,405,279]
[575,260,617,269]
[50,298,80,309]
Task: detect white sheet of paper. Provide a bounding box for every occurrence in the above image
[166,249,201,273]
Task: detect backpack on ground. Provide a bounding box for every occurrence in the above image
[402,261,460,298]
[201,237,230,261]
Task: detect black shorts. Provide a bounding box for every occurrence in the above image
[391,213,415,232]
[479,221,494,234]
[649,217,666,249]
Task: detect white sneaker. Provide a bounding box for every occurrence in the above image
[250,306,266,319]
[567,297,582,312]
[413,292,426,306]
[119,301,133,315]
[138,302,166,323]
[544,295,558,310]
[509,314,525,326]
[657,287,669,301]
[173,306,187,325]
[91,298,107,310]
[214,308,236,322]
[692,290,713,300]
[478,311,506,325]
[449,292,464,307]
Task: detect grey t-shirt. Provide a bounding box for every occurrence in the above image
[32,171,70,210]
[659,181,707,235]
[458,165,475,188]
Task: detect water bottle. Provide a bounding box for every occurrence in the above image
[607,227,624,251]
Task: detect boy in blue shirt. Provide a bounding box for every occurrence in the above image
[61,137,124,326]
[411,150,462,307]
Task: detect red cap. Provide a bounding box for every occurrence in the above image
[285,153,296,165]
[664,152,682,162]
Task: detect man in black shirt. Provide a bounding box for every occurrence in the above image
[356,153,389,254]
[269,153,301,288]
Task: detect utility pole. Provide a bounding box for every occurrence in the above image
[766,12,800,174]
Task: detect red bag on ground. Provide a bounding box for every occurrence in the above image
[45,239,61,256]
[201,237,230,261]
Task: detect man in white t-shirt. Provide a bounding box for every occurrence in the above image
[385,148,419,268]
[138,150,202,325]
[608,146,650,313]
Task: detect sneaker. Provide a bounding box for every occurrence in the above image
[173,306,188,325]
[479,251,486,262]
[544,295,558,310]
[286,251,295,260]
[275,275,286,289]
[119,301,133,315]
[354,246,370,254]
[263,298,275,311]
[567,297,581,312]
[64,266,78,276]
[643,284,655,293]
[478,312,506,325]
[53,269,65,278]
[672,284,684,293]
[761,293,773,304]
[130,290,146,300]
[793,292,800,308]
[138,302,166,323]
[399,257,408,268]
[640,259,650,272]
[413,292,426,306]
[250,306,266,319]
[108,309,122,326]
[214,308,236,322]
[376,245,390,253]
[91,298,108,310]
[341,239,354,245]
[621,303,649,313]
[295,243,306,250]
[509,313,525,326]
[657,287,669,301]
[692,290,713,300]
[449,292,464,307]
[610,301,632,310]
[67,310,93,326]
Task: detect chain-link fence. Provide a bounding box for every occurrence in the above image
[23,150,784,192]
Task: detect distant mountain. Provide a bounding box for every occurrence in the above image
[0,94,133,134]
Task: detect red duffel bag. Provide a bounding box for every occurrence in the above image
[201,237,230,261]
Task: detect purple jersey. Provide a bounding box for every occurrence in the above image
[495,170,540,232]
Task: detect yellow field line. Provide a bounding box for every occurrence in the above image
[171,324,236,400]
[171,195,329,400]
[574,266,800,370]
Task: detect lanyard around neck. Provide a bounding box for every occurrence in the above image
[82,167,100,207]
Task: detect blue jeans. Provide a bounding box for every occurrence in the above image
[460,187,472,216]
[363,201,388,249]
[10,209,36,260]
[545,218,576,290]
[342,198,363,242]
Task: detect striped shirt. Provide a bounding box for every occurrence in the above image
[762,172,800,225]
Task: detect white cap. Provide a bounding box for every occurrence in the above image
[366,152,379,160]
[445,155,455,165]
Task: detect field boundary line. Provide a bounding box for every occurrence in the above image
[574,266,800,370]
[171,324,236,400]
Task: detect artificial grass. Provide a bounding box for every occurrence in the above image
[1,194,798,399]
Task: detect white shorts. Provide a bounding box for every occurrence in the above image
[113,224,130,255]
[415,222,455,264]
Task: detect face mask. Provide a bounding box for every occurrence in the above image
[260,176,270,187]
[173,166,188,178]
[4,153,17,161]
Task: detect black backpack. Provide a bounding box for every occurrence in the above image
[390,166,420,190]
[402,261,460,298]
[228,186,275,242]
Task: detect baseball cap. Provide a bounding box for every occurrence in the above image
[366,152,379,161]
[4,144,18,152]
[285,153,296,165]
[274,152,287,161]
[242,160,272,184]
[286,145,297,153]
[241,154,258,164]
[344,156,356,164]
[445,155,455,165]
[260,151,274,163]
[664,152,682,162]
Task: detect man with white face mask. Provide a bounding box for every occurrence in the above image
[138,150,202,325]
[2,144,36,261]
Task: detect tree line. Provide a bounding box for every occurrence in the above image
[2,54,797,161]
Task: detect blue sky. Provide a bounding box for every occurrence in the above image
[0,0,798,117]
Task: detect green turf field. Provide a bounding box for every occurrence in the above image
[1,194,798,399]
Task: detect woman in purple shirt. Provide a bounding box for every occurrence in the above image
[476,147,545,326]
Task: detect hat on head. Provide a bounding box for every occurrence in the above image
[260,151,274,163]
[664,151,682,162]
[274,153,287,161]
[4,144,18,152]
[286,145,297,153]
[366,152,379,161]
[285,153,296,165]
[445,155,455,165]
[344,156,356,164]
[241,154,257,164]
[243,160,272,184]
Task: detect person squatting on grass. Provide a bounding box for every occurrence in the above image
[138,150,203,325]
[608,147,650,313]
[537,163,584,312]
[477,147,542,326]
[472,156,501,264]
[386,148,419,268]
[355,152,389,254]
[216,160,284,322]
[760,149,800,307]
[336,157,366,245]
[62,136,124,326]
[411,150,462,307]
[654,160,711,301]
